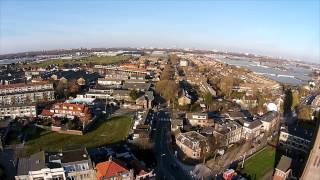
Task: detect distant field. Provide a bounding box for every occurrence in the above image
[25,55,130,68]
[239,146,276,180]
[21,115,132,156]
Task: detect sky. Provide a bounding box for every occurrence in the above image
[0,0,319,63]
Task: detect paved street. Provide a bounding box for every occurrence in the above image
[153,109,192,180]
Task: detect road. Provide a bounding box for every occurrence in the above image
[153,109,192,180]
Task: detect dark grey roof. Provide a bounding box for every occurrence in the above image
[260,111,278,122]
[17,151,47,175]
[227,111,246,119]
[16,148,91,175]
[122,82,151,91]
[201,126,215,135]
[244,120,262,129]
[282,124,314,140]
[45,70,100,82]
[60,149,90,163]
[113,90,130,96]
[17,158,31,175]
[276,155,292,172]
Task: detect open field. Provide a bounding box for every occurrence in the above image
[239,146,276,180]
[21,115,132,156]
[24,55,130,68]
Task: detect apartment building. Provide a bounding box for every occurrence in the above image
[0,104,36,119]
[0,82,55,106]
[15,149,96,180]
[279,125,313,153]
[176,131,209,159]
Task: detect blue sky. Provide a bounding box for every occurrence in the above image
[1,0,319,62]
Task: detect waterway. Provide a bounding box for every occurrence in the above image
[214,58,312,85]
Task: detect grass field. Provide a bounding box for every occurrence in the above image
[239,146,276,180]
[22,115,132,156]
[25,55,130,68]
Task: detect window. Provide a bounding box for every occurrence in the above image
[77,163,89,171]
[65,165,76,172]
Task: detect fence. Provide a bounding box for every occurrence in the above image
[35,124,83,135]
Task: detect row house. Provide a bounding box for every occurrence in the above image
[199,82,217,97]
[135,91,154,109]
[15,149,96,180]
[171,112,185,132]
[186,113,214,127]
[0,82,55,106]
[132,110,153,140]
[44,103,93,125]
[97,78,123,87]
[176,131,209,159]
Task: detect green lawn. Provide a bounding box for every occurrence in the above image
[240,146,276,180]
[22,116,132,156]
[25,55,130,68]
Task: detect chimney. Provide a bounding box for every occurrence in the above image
[109,155,113,161]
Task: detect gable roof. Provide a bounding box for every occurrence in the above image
[276,155,292,172]
[96,159,129,179]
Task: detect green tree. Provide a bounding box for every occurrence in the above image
[68,80,80,96]
[129,89,139,100]
[67,119,79,130]
[204,92,213,111]
[0,166,6,180]
[218,77,237,97]
[291,91,300,108]
[155,80,179,103]
[55,80,66,98]
[297,106,312,121]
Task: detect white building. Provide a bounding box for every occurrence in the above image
[242,120,263,140]
[97,78,123,86]
[0,82,55,106]
[179,59,189,67]
[260,111,278,133]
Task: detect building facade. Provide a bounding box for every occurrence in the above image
[279,125,313,153]
[0,104,36,119]
[213,121,242,146]
[242,120,263,140]
[0,82,55,106]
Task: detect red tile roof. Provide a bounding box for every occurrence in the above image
[96,160,129,180]
[40,109,54,116]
